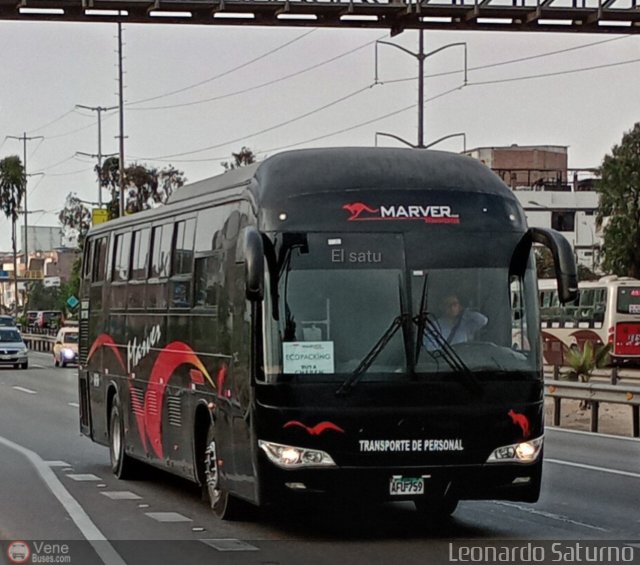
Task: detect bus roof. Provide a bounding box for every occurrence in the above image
[87,148,518,236]
[167,147,514,207]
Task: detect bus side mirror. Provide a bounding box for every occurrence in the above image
[243,227,264,302]
[529,227,578,304]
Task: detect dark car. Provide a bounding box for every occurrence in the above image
[0,315,16,327]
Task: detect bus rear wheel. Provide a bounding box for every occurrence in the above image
[109,396,137,480]
[203,423,245,520]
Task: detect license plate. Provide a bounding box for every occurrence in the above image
[389,476,424,496]
[2,355,12,360]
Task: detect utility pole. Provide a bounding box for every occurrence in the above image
[117,22,126,218]
[6,133,44,268]
[375,31,468,148]
[76,105,118,206]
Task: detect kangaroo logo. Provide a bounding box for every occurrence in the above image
[343,202,380,220]
[284,420,345,435]
[508,409,530,439]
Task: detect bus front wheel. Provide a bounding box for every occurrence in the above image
[204,423,245,520]
[109,396,137,480]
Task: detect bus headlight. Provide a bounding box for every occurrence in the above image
[258,440,336,469]
[486,436,543,464]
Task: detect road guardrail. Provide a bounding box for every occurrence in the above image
[545,377,640,438]
[22,333,55,353]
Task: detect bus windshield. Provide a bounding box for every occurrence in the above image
[263,233,540,382]
[413,267,539,374]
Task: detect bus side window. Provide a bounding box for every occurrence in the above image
[170,218,195,308]
[111,232,131,310]
[129,228,150,309]
[194,254,222,308]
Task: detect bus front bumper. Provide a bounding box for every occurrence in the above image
[259,457,543,504]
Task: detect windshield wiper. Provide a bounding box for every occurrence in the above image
[412,274,482,394]
[415,313,483,395]
[335,313,409,397]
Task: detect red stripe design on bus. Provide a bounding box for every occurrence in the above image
[86,335,214,459]
[145,341,213,459]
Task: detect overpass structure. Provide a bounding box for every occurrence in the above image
[1,0,639,34]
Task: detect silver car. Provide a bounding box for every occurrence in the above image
[0,327,29,369]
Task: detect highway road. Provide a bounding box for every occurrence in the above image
[0,351,638,565]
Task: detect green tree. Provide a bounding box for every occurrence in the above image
[534,247,555,279]
[222,147,257,171]
[596,122,640,278]
[58,193,92,247]
[0,155,26,315]
[96,157,186,218]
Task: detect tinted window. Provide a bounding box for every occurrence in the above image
[617,287,640,314]
[195,208,226,254]
[113,232,132,282]
[173,219,195,275]
[92,237,108,282]
[151,225,173,279]
[131,228,151,280]
[0,330,22,342]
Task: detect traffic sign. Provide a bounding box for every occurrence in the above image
[66,295,80,310]
[92,208,109,225]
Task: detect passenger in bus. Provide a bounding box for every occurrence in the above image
[425,293,488,349]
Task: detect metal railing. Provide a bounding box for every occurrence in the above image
[21,333,55,353]
[545,366,640,438]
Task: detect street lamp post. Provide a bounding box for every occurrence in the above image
[374,31,467,148]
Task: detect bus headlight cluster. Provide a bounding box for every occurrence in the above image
[486,436,543,464]
[258,440,336,469]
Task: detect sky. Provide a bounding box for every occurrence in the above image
[0,19,639,252]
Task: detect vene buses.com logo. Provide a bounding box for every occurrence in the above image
[6,541,30,564]
[342,202,460,224]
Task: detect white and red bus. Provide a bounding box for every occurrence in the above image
[539,275,640,366]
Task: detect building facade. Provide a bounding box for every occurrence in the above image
[465,145,601,272]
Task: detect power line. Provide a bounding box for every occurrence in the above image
[127,29,319,107]
[134,83,465,163]
[137,82,377,160]
[129,35,386,112]
[468,56,640,87]
[25,109,77,134]
[381,34,631,86]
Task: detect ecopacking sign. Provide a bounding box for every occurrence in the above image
[343,202,460,224]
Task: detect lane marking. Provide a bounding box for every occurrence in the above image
[145,511,192,522]
[200,539,259,552]
[546,458,640,479]
[45,461,71,467]
[68,402,80,408]
[12,386,37,394]
[493,501,608,532]
[101,491,142,500]
[547,426,640,443]
[0,434,127,565]
[66,473,102,481]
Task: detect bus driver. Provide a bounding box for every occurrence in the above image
[426,293,488,349]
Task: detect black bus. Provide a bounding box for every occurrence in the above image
[78,147,577,520]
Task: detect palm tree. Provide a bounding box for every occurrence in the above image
[563,341,612,409]
[0,156,26,317]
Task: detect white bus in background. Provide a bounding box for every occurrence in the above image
[538,275,640,366]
